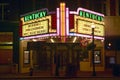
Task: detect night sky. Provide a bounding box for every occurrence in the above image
[0,0,105,21]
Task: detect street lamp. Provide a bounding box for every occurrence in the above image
[91,23,96,76]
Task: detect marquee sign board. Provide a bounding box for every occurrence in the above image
[77,19,104,36]
[74,15,104,37]
[71,8,104,37]
[22,20,49,36]
[21,16,51,37]
[20,9,53,37]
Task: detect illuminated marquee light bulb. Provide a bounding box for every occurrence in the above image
[32,39,37,42]
[50,38,54,43]
[91,23,95,28]
[73,37,77,43]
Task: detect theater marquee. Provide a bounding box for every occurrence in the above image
[72,7,104,37]
[20,5,104,40]
[21,16,51,37]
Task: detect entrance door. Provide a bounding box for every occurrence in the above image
[56,50,68,71]
[72,50,80,67]
[32,49,52,70]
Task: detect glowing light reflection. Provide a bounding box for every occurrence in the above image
[69,33,104,40]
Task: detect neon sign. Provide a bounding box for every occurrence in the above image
[23,10,47,22]
[79,10,103,21]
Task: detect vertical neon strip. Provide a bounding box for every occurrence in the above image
[66,8,69,36]
[60,3,66,42]
[57,8,60,35]
[60,3,65,36]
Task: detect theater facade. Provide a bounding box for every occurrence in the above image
[19,3,105,73]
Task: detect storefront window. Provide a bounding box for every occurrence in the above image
[94,50,101,64]
[24,50,30,64]
[109,57,115,64]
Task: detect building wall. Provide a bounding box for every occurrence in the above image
[116,51,120,64]
[80,39,105,71]
[19,39,105,73]
[104,16,120,36]
[106,0,119,16]
[104,16,120,66]
[0,32,13,73]
[19,40,30,73]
